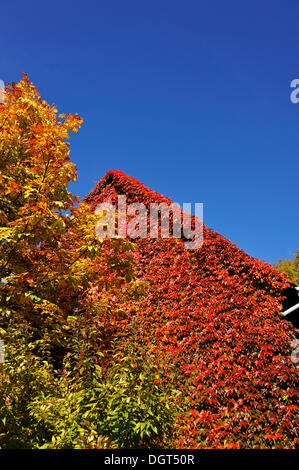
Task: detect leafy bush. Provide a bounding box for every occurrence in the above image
[0,324,54,448]
[0,322,177,449]
[274,249,299,284]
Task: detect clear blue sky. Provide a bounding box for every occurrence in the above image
[1,0,298,264]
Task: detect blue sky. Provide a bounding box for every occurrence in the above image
[1,0,298,264]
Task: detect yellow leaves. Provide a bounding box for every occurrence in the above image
[53,201,65,208]
[0,74,137,347]
[0,226,13,237]
[64,316,79,330]
[21,199,49,215]
[0,173,21,195]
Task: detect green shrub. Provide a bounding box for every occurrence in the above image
[0,323,177,449]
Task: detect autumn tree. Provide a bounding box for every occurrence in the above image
[0,75,176,449]
[0,74,135,346]
[273,249,299,285]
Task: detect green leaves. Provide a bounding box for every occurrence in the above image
[0,311,177,450]
[25,292,42,302]
[273,249,299,284]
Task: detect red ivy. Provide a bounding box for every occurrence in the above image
[85,170,299,449]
